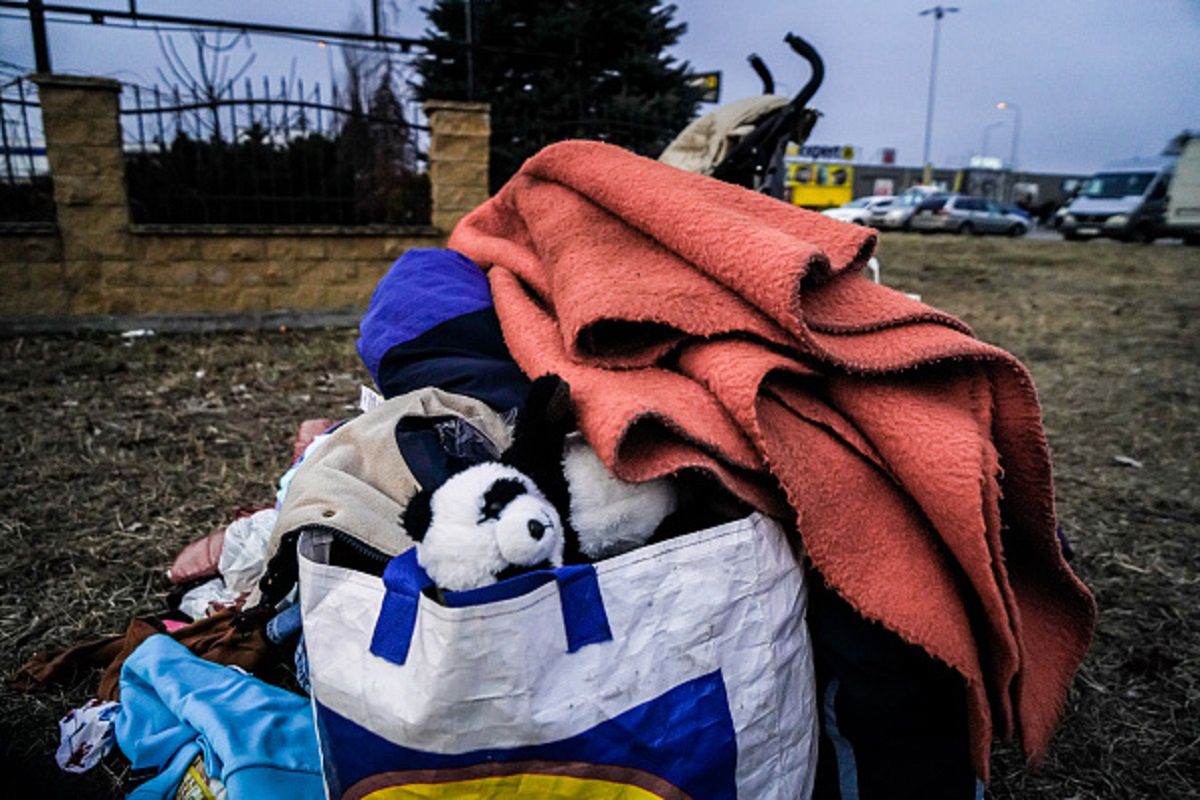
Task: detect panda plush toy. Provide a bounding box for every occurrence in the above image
[401,375,680,592]
[402,461,565,592]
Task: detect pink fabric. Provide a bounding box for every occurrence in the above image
[167,527,225,585]
[293,418,338,462]
[449,140,1096,777]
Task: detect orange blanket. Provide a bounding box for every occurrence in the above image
[449,140,1095,778]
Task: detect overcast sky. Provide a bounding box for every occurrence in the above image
[3,1,1198,174]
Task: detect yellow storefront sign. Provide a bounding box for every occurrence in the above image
[786,161,854,209]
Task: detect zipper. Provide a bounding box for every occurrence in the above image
[242,524,394,628]
[305,523,393,566]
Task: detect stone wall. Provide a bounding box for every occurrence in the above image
[0,76,490,326]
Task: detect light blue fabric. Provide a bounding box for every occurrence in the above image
[115,634,323,799]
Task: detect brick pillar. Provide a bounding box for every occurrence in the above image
[424,100,490,233]
[33,75,130,266]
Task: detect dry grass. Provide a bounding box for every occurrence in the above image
[1,234,1197,797]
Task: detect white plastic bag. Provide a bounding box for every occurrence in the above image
[299,512,817,799]
[218,508,278,595]
[177,577,239,621]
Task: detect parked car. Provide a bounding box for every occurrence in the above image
[1000,202,1033,221]
[1060,155,1174,242]
[1000,203,1036,230]
[910,194,1029,236]
[821,196,894,225]
[866,187,947,230]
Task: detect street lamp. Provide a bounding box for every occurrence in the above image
[919,5,959,173]
[981,120,1004,159]
[996,100,1022,171]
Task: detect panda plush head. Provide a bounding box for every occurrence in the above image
[402,462,565,592]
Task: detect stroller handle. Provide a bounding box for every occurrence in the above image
[747,53,775,95]
[709,33,825,190]
[784,33,824,109]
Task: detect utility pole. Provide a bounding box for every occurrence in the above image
[28,0,52,72]
[919,5,958,180]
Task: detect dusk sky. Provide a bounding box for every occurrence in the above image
[3,1,1198,175]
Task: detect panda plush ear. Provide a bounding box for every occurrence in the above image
[401,488,434,542]
[501,375,576,549]
[503,374,575,478]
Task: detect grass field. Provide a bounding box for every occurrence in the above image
[1,234,1196,797]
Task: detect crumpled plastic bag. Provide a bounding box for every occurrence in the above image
[56,698,120,773]
[219,508,278,595]
[178,578,241,621]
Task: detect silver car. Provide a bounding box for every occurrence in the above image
[910,194,1029,236]
[822,196,895,225]
[866,190,944,230]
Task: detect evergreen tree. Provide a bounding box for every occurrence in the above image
[416,0,702,190]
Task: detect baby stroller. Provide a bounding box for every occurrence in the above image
[659,33,825,200]
[660,34,882,284]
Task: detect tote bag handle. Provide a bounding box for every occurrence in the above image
[369,550,613,666]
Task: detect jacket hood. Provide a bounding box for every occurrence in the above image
[248,387,513,608]
[358,248,530,413]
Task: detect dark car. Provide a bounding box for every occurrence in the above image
[1000,203,1032,221]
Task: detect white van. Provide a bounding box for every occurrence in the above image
[1165,139,1200,245]
[1061,155,1174,243]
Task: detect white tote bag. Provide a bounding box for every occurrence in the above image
[299,512,817,800]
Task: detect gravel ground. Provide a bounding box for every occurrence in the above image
[1,233,1196,797]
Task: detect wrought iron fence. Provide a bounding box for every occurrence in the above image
[489,104,687,194]
[120,78,431,226]
[0,77,55,224]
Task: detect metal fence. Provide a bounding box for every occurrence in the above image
[120,77,431,226]
[0,77,54,224]
[490,105,686,194]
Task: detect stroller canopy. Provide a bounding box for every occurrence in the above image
[658,95,790,176]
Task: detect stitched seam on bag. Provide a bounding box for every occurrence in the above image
[760,517,791,793]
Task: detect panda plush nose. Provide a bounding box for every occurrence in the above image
[527,519,546,540]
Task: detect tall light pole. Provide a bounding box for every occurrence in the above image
[919,5,959,176]
[981,120,1004,159]
[996,100,1022,172]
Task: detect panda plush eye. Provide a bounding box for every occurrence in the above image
[480,478,528,521]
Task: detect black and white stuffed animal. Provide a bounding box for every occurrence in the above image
[402,461,565,591]
[399,375,682,592]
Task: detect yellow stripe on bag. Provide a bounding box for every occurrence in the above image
[363,774,664,799]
